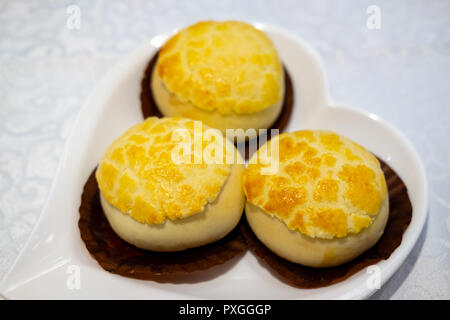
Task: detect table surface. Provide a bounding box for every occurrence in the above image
[0,0,448,300]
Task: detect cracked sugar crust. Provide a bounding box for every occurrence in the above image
[156,21,283,115]
[96,117,232,224]
[243,130,387,239]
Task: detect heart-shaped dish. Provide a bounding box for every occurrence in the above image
[0,23,427,299]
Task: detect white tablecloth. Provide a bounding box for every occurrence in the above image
[0,0,448,299]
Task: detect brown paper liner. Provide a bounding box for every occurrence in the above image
[78,169,247,279]
[140,52,295,159]
[240,158,413,288]
[79,158,411,285]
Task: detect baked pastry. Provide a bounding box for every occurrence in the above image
[243,130,389,267]
[96,117,245,251]
[151,21,284,137]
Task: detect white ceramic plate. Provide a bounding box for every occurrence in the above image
[0,24,428,300]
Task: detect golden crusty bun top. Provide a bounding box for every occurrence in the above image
[156,21,283,115]
[243,130,387,239]
[96,117,233,225]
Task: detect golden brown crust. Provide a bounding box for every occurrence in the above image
[156,21,283,115]
[240,158,412,286]
[96,117,232,224]
[79,168,248,277]
[243,130,387,239]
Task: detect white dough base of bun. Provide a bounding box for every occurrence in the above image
[245,196,389,268]
[101,163,245,252]
[151,69,284,138]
